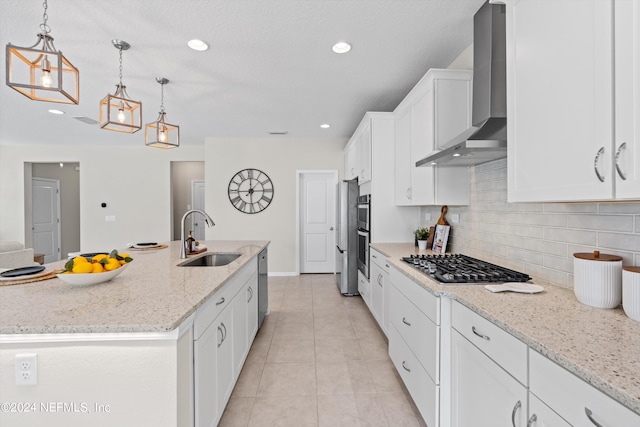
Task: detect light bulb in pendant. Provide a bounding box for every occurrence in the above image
[159,125,167,142]
[117,101,126,123]
[41,57,52,87]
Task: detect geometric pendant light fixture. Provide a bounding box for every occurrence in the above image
[99,39,142,133]
[5,0,79,104]
[145,77,179,149]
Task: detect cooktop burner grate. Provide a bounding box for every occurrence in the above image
[402,254,531,284]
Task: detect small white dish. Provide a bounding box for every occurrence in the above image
[485,282,544,294]
[56,263,130,286]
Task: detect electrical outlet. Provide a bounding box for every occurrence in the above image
[451,213,460,223]
[15,354,37,385]
[425,212,431,221]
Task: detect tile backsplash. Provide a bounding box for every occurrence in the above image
[421,159,640,289]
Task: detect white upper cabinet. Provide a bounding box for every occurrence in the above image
[505,0,640,202]
[344,120,372,184]
[394,69,472,206]
[614,0,640,199]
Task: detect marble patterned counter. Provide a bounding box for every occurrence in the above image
[371,242,640,415]
[0,240,269,335]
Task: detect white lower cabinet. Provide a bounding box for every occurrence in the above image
[370,249,391,336]
[450,301,528,427]
[358,270,371,310]
[528,393,571,427]
[529,349,640,427]
[388,266,440,425]
[193,260,258,427]
[450,329,527,427]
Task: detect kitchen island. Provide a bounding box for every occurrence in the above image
[372,242,640,420]
[0,240,269,427]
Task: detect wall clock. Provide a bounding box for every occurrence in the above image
[227,168,274,214]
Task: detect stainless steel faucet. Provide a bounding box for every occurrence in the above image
[180,209,215,259]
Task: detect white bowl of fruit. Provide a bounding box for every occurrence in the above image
[56,250,133,286]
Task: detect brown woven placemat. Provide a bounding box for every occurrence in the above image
[128,244,169,252]
[0,271,57,286]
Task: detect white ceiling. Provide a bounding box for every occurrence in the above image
[0,0,484,146]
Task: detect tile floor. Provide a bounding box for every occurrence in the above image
[219,274,427,427]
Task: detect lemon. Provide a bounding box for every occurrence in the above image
[72,262,93,274]
[104,258,120,271]
[91,263,105,273]
[92,254,108,263]
[73,256,89,266]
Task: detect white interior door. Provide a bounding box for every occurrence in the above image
[191,180,206,240]
[299,171,337,273]
[32,177,61,263]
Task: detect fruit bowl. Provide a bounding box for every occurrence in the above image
[56,263,130,286]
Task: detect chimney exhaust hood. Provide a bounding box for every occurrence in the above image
[416,1,507,167]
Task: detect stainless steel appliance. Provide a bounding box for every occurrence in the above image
[416,1,507,167]
[357,194,371,279]
[402,254,530,284]
[357,194,370,231]
[335,179,359,295]
[258,248,268,328]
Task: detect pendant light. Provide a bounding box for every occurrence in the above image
[5,0,79,104]
[145,77,179,149]
[99,40,142,133]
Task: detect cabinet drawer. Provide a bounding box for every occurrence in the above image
[358,270,371,309]
[370,249,390,273]
[452,301,527,385]
[194,261,256,339]
[390,267,439,324]
[388,322,437,427]
[530,349,640,426]
[389,282,439,383]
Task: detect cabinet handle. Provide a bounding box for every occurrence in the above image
[221,322,227,345]
[406,188,412,200]
[585,408,603,427]
[217,325,223,348]
[527,414,537,427]
[402,317,411,326]
[472,326,491,341]
[216,297,225,306]
[247,286,253,303]
[615,142,627,180]
[511,400,521,427]
[377,274,383,287]
[402,361,411,372]
[372,254,377,259]
[593,147,605,182]
[385,264,390,268]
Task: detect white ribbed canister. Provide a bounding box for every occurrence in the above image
[573,251,623,309]
[622,267,640,322]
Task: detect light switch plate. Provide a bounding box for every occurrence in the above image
[105,215,116,222]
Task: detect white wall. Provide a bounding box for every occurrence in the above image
[204,137,345,273]
[0,144,204,252]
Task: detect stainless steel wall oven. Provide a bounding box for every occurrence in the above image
[357,194,370,278]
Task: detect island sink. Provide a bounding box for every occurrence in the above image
[178,253,241,267]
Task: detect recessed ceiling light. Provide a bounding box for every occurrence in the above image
[188,39,209,51]
[320,123,330,129]
[332,42,351,54]
[48,109,64,115]
[452,153,462,157]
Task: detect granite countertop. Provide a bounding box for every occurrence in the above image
[0,240,269,335]
[371,242,640,416]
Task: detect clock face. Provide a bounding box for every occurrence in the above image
[228,168,274,214]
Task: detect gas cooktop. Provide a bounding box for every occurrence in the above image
[402,254,531,284]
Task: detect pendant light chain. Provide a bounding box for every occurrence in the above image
[118,47,124,87]
[40,0,51,35]
[160,82,165,113]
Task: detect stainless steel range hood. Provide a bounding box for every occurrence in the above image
[417,1,507,167]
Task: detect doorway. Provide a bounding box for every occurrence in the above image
[191,180,206,240]
[25,162,80,261]
[32,177,61,263]
[297,170,338,274]
[171,161,205,240]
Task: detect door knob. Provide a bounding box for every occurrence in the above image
[330,227,334,231]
